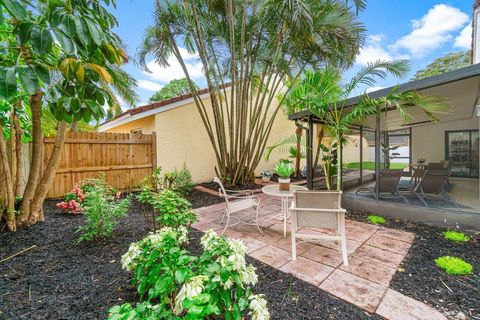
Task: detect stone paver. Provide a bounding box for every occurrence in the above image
[366,234,411,256]
[376,289,447,320]
[376,227,416,243]
[353,244,405,268]
[319,269,387,313]
[280,257,334,286]
[193,194,429,318]
[249,245,291,268]
[340,255,397,286]
[301,245,344,268]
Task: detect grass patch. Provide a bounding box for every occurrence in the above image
[344,162,408,170]
[367,214,386,225]
[435,256,473,276]
[443,230,470,243]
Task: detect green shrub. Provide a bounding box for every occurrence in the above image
[367,214,386,225]
[109,228,269,320]
[77,187,130,242]
[153,190,197,228]
[435,256,473,276]
[162,165,194,195]
[443,230,470,243]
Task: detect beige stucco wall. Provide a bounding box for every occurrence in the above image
[412,117,479,162]
[104,116,156,134]
[103,96,297,183]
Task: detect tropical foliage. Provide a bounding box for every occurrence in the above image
[149,78,198,103]
[284,60,448,189]
[138,0,367,185]
[412,51,470,80]
[0,0,136,230]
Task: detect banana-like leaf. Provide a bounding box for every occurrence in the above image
[0,67,17,100]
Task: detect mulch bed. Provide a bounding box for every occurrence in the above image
[347,210,480,320]
[200,181,264,191]
[0,190,379,320]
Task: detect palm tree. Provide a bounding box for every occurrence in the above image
[137,0,367,185]
[287,60,448,190]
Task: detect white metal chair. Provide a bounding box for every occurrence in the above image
[290,190,348,266]
[213,177,262,235]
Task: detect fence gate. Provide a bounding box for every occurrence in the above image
[43,131,157,198]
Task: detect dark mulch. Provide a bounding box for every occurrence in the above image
[200,181,264,191]
[0,190,380,320]
[186,188,225,208]
[347,210,480,319]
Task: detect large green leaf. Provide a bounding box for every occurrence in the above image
[17,65,39,95]
[73,16,90,47]
[2,0,27,20]
[84,17,103,46]
[30,25,53,55]
[33,64,50,84]
[59,14,76,37]
[54,29,74,54]
[16,22,34,45]
[0,67,17,100]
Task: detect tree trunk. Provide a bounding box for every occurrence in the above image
[336,135,343,191]
[14,115,24,196]
[0,121,16,231]
[294,126,302,178]
[9,108,17,188]
[313,125,325,170]
[71,120,78,132]
[18,91,43,224]
[28,121,68,224]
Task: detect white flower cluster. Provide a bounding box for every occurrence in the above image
[121,226,189,272]
[201,229,258,287]
[121,242,142,271]
[249,294,270,320]
[174,275,208,315]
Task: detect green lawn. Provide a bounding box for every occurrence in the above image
[344,162,408,170]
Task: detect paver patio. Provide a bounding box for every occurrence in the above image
[192,193,447,320]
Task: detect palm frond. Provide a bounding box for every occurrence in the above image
[265,133,307,161]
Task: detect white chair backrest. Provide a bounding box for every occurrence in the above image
[293,190,342,229]
[213,177,229,203]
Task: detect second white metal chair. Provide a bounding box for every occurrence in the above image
[290,190,349,266]
[213,177,262,235]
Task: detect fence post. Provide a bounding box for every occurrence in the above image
[151,131,157,173]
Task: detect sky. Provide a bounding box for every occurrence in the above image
[110,0,473,109]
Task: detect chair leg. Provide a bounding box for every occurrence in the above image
[412,190,428,207]
[221,211,230,235]
[255,205,263,234]
[340,216,348,267]
[220,209,226,224]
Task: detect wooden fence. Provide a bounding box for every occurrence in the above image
[43,131,157,198]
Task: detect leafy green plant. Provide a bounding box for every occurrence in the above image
[153,190,197,228]
[162,165,194,195]
[275,161,294,179]
[136,180,157,231]
[443,231,470,243]
[77,187,130,242]
[367,214,386,225]
[435,256,473,276]
[110,228,269,320]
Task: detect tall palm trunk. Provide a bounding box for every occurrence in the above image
[0,121,16,231]
[336,135,343,191]
[14,115,24,196]
[294,126,302,178]
[313,125,325,170]
[29,121,68,224]
[9,108,17,189]
[18,91,43,224]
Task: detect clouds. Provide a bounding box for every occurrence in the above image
[355,4,470,66]
[142,47,204,84]
[137,80,163,92]
[390,4,469,56]
[454,24,473,49]
[356,35,392,65]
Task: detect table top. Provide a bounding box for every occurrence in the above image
[261,184,308,197]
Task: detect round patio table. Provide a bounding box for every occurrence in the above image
[261,184,308,237]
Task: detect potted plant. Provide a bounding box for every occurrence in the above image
[275,161,294,191]
[260,170,273,182]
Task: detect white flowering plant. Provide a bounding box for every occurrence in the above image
[109,228,270,320]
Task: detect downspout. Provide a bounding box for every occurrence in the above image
[375,112,381,200]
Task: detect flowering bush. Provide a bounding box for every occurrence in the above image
[56,185,86,214]
[109,228,270,320]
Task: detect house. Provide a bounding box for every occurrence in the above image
[99,88,371,183]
